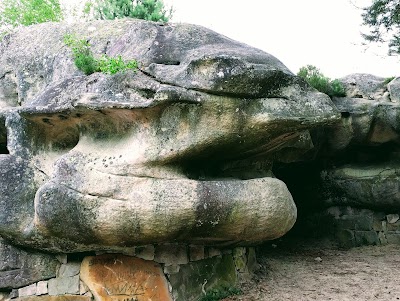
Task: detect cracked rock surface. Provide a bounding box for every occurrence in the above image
[0,20,340,252]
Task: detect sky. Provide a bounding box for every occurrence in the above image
[162,0,400,79]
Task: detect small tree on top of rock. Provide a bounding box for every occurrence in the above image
[297,65,346,98]
[84,0,172,22]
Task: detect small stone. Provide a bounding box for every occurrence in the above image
[154,244,188,266]
[387,214,399,224]
[18,284,37,297]
[314,257,322,262]
[378,231,388,245]
[336,229,355,249]
[48,275,80,295]
[233,247,246,257]
[58,262,80,277]
[354,231,379,246]
[386,232,400,244]
[36,281,48,296]
[9,289,18,299]
[164,264,180,275]
[207,248,221,258]
[189,245,204,262]
[55,255,67,264]
[134,245,155,261]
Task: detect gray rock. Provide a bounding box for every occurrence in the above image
[48,275,80,296]
[321,163,400,209]
[339,73,386,100]
[134,245,155,261]
[169,254,237,301]
[386,214,399,224]
[155,244,189,266]
[0,239,58,289]
[36,281,48,296]
[0,19,341,252]
[18,284,36,297]
[387,76,400,102]
[58,263,80,278]
[189,245,205,261]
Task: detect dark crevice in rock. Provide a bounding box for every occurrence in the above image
[341,111,350,118]
[0,143,8,154]
[0,118,8,154]
[157,61,180,66]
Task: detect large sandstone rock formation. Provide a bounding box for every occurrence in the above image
[274,73,400,248]
[0,19,340,253]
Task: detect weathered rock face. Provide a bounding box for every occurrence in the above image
[275,73,400,249]
[321,164,400,209]
[0,19,340,252]
[0,239,59,289]
[317,74,400,210]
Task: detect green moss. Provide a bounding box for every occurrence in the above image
[169,255,237,301]
[199,286,242,301]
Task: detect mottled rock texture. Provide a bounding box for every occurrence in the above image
[275,73,400,249]
[80,254,172,301]
[0,239,58,289]
[0,19,340,252]
[319,74,400,209]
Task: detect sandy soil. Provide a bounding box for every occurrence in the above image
[224,242,400,301]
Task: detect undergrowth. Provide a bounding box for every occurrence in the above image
[383,76,395,85]
[199,286,242,301]
[63,33,137,75]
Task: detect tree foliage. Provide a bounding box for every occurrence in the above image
[361,0,400,54]
[0,0,63,27]
[297,65,346,98]
[84,0,172,22]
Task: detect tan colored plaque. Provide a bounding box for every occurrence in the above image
[80,254,173,301]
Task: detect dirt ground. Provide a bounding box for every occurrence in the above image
[224,241,400,301]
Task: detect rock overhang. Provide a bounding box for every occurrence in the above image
[0,19,340,252]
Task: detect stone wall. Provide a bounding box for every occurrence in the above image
[0,241,256,301]
[323,207,400,248]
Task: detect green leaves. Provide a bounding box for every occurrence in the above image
[98,55,138,74]
[0,0,63,27]
[361,0,400,55]
[64,34,138,75]
[199,286,242,301]
[85,0,172,22]
[297,65,346,98]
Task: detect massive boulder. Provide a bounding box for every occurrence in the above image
[0,20,339,252]
[314,74,400,210]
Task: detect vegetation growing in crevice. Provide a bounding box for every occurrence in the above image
[199,286,242,301]
[384,76,396,84]
[297,65,346,98]
[64,34,138,75]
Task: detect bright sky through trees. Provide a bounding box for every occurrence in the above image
[163,0,400,78]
